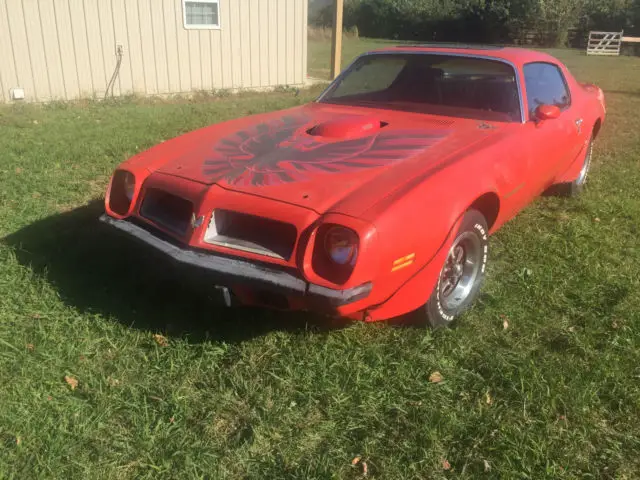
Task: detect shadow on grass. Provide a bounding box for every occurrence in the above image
[603,90,640,97]
[4,200,394,343]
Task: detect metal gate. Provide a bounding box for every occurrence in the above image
[587,31,623,56]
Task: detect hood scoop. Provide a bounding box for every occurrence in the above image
[308,116,387,140]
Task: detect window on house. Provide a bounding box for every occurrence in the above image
[183,0,220,29]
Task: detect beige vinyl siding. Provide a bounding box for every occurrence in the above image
[267,0,278,87]
[218,0,232,89]
[0,0,307,103]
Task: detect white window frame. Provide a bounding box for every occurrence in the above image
[182,0,221,30]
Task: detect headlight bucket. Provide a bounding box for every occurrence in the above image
[324,226,359,266]
[108,170,136,216]
[310,223,360,285]
[123,173,135,201]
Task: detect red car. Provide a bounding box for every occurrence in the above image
[101,45,606,327]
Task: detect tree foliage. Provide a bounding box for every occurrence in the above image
[309,0,640,47]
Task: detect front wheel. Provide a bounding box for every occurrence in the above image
[425,209,489,328]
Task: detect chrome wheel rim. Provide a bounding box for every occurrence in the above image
[438,232,482,310]
[577,141,593,185]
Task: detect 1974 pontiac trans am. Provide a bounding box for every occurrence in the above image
[101,45,606,327]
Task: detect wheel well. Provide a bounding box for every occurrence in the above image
[593,119,602,138]
[469,193,500,230]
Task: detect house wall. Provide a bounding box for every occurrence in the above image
[0,0,308,102]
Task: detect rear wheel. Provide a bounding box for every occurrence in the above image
[558,136,593,197]
[425,209,488,328]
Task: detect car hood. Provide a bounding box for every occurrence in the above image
[150,103,502,215]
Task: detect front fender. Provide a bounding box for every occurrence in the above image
[350,162,499,319]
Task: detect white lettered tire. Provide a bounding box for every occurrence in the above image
[425,209,489,328]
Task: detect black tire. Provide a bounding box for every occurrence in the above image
[557,136,594,197]
[425,209,489,328]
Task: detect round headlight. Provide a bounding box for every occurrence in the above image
[123,171,135,201]
[324,226,359,265]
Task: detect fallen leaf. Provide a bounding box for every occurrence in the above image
[32,192,41,199]
[15,167,23,174]
[612,320,620,329]
[31,313,41,319]
[107,377,120,387]
[362,461,368,476]
[594,217,601,222]
[485,391,493,405]
[520,267,533,279]
[502,317,509,330]
[16,436,21,446]
[429,371,443,383]
[442,458,451,470]
[351,456,361,465]
[33,120,39,125]
[568,326,576,333]
[64,375,78,390]
[26,343,34,351]
[169,416,175,424]
[484,459,491,472]
[153,334,169,347]
[47,395,52,401]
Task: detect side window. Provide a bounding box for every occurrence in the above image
[523,62,570,117]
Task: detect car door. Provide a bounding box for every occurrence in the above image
[521,62,583,194]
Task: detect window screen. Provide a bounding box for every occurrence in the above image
[184,1,219,28]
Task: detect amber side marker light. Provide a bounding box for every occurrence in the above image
[391,253,416,272]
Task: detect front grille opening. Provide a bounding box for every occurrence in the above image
[140,188,193,236]
[204,210,297,260]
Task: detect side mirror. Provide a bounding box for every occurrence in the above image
[534,104,561,121]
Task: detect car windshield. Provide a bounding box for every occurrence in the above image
[318,53,522,122]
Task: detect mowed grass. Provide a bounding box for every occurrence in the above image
[1,38,640,478]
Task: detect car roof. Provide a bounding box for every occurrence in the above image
[370,44,560,67]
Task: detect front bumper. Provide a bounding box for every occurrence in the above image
[99,214,372,308]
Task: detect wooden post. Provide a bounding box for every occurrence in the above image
[330,0,344,79]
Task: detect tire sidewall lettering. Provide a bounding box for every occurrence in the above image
[435,222,488,323]
[435,274,456,322]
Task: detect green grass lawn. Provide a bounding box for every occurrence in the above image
[2,38,640,478]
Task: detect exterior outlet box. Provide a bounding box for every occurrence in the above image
[10,87,25,100]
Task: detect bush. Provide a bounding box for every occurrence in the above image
[308,0,640,48]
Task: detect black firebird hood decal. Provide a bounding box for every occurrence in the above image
[202,115,450,187]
